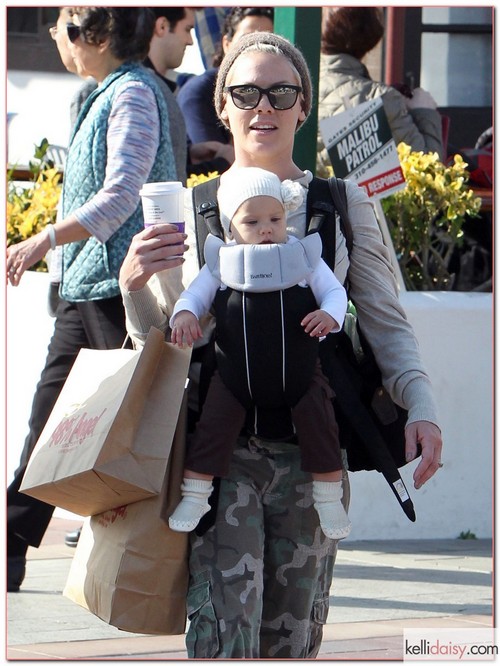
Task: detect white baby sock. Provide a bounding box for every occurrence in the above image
[168,478,213,532]
[312,480,352,540]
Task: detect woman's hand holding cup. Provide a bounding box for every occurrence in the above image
[119,223,187,293]
[120,181,188,292]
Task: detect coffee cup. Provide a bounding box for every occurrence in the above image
[139,181,185,233]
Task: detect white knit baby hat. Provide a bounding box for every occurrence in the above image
[217,167,304,236]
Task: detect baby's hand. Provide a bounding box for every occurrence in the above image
[170,311,202,347]
[301,310,337,337]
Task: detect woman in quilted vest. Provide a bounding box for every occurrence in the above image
[6,8,175,592]
[119,32,443,659]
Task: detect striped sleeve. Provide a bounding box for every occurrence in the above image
[74,80,161,242]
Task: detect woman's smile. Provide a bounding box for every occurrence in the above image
[249,121,277,134]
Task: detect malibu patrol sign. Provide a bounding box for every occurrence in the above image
[319,97,406,199]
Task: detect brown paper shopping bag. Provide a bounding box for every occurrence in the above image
[63,394,189,635]
[20,327,191,515]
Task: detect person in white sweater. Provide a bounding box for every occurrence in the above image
[168,167,350,539]
[119,32,443,659]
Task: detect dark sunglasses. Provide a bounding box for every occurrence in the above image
[66,23,81,43]
[224,84,302,110]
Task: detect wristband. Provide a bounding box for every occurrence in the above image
[46,224,57,251]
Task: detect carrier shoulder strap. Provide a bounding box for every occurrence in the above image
[192,175,352,272]
[192,176,222,269]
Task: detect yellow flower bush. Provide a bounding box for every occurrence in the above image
[381,143,482,290]
[187,171,219,188]
[7,139,62,272]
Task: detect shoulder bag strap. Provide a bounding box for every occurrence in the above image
[327,176,352,255]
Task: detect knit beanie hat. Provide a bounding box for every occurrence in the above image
[217,167,304,236]
[214,32,313,131]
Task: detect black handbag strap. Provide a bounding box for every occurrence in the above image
[328,176,353,254]
[319,336,416,521]
[306,176,352,278]
[309,176,416,521]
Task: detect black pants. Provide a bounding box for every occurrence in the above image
[7,295,129,550]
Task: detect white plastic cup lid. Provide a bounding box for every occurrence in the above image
[139,181,184,196]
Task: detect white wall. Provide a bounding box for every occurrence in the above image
[6,273,55,484]
[5,275,493,538]
[7,71,83,166]
[5,273,67,520]
[348,291,493,539]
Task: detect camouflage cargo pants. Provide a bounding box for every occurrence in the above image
[186,435,350,659]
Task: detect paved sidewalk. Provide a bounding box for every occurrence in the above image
[6,518,493,660]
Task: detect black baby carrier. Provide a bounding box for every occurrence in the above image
[192,176,419,522]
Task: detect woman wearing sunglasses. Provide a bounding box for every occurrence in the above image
[177,6,274,148]
[119,32,443,658]
[6,7,177,592]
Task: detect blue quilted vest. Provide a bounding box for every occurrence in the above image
[60,63,175,301]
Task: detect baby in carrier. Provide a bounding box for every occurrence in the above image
[169,166,351,540]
